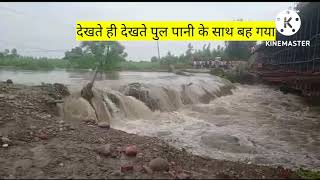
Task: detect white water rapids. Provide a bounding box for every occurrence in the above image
[1,70,319,170]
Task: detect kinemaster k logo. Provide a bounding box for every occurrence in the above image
[276,10,301,36]
[266,9,310,47]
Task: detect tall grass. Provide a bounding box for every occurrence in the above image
[120,61,192,71]
[0,56,193,72]
[120,61,167,71]
[0,56,70,70]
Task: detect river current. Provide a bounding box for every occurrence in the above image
[1,69,319,170]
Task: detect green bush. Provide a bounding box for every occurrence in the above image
[296,168,320,179]
[210,65,255,84]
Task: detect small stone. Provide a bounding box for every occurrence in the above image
[1,137,10,143]
[6,79,13,84]
[8,95,16,100]
[2,144,9,148]
[59,120,64,124]
[176,172,191,179]
[137,153,143,159]
[125,145,137,157]
[59,128,63,131]
[95,144,112,157]
[168,171,175,177]
[59,163,64,166]
[38,132,49,140]
[96,155,102,161]
[134,165,143,172]
[98,122,110,129]
[0,94,5,98]
[142,165,153,174]
[98,138,105,144]
[149,157,169,172]
[216,172,231,179]
[111,170,122,176]
[120,165,134,172]
[7,174,15,179]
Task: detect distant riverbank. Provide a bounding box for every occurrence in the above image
[0,57,193,72]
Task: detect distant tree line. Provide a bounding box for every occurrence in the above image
[63,41,127,71]
[0,48,18,58]
[150,41,256,66]
[0,39,255,71]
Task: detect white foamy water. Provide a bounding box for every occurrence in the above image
[111,84,320,171]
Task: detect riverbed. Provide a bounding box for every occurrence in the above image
[1,69,319,171]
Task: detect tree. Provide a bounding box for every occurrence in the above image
[4,49,9,56]
[151,56,158,62]
[64,47,83,59]
[223,19,256,60]
[11,48,18,57]
[185,43,194,62]
[65,41,127,71]
[204,43,211,59]
[224,41,256,60]
[160,51,179,65]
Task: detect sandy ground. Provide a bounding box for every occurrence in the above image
[0,82,300,179]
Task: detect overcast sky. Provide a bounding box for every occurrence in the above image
[0,2,295,61]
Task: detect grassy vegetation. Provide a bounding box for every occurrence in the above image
[120,61,166,71]
[296,168,320,179]
[0,56,193,72]
[120,61,192,71]
[210,64,256,84]
[0,56,70,70]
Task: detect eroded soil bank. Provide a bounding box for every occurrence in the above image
[0,82,300,179]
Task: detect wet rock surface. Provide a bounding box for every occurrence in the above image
[149,157,169,171]
[0,82,300,179]
[125,145,138,157]
[120,83,161,111]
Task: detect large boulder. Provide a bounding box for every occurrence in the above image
[40,83,70,100]
[149,157,169,172]
[120,83,160,111]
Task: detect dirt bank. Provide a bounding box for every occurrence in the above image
[0,82,300,179]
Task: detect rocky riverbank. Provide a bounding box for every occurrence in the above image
[0,81,301,179]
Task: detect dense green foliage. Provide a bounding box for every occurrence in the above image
[0,40,255,71]
[210,64,256,84]
[224,41,256,60]
[296,168,320,179]
[150,41,255,67]
[64,41,127,71]
[0,49,69,70]
[120,61,192,71]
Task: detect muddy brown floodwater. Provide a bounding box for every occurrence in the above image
[1,69,320,172]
